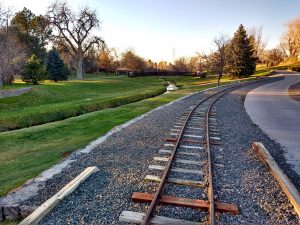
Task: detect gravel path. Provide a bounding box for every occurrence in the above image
[0,87,31,99]
[22,79,300,224]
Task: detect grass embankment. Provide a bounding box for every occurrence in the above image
[261,60,300,71]
[0,74,165,131]
[0,74,262,197]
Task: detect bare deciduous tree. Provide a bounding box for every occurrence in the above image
[0,4,27,86]
[0,25,27,86]
[173,57,189,72]
[212,34,229,86]
[263,48,284,67]
[248,26,268,61]
[0,3,10,87]
[280,17,300,59]
[47,1,104,79]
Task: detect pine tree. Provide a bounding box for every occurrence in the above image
[46,48,68,82]
[227,24,257,78]
[21,54,46,85]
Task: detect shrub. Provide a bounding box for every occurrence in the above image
[21,54,46,85]
[291,66,300,72]
[199,72,207,78]
[46,49,68,82]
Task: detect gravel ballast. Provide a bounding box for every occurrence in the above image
[20,79,300,224]
[214,81,300,224]
[24,85,225,224]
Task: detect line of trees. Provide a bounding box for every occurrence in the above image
[1,1,300,86]
[0,0,104,85]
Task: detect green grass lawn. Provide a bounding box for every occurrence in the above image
[0,220,20,225]
[0,74,166,131]
[0,74,263,197]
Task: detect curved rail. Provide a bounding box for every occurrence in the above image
[142,80,266,225]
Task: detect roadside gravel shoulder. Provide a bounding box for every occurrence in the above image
[214,81,300,224]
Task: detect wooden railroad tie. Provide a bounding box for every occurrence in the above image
[131,192,239,214]
[120,211,199,225]
[166,138,221,145]
[144,175,206,188]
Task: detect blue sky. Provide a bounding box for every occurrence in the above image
[6,0,300,62]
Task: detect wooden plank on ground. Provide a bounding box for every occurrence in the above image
[131,192,239,214]
[144,175,205,188]
[119,211,199,224]
[19,166,99,225]
[253,142,300,218]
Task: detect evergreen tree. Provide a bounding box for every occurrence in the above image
[11,8,52,60]
[21,54,46,85]
[227,24,257,78]
[46,48,68,82]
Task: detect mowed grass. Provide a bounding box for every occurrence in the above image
[0,74,165,131]
[0,74,263,197]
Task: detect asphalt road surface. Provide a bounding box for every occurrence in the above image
[245,71,300,176]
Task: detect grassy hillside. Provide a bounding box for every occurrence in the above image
[0,75,166,131]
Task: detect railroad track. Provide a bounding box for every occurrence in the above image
[119,81,264,225]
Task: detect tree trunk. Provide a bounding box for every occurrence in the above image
[217,70,222,86]
[77,54,83,80]
[0,73,3,87]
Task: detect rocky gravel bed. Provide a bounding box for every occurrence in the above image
[19,78,300,224]
[214,82,300,224]
[0,87,31,99]
[22,85,230,225]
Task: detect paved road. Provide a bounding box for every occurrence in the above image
[245,72,300,175]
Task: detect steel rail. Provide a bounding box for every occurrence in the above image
[142,80,266,225]
[141,87,231,225]
[205,81,264,224]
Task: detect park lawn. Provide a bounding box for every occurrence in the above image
[0,75,166,131]
[0,74,262,197]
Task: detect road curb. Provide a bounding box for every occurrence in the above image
[252,142,300,218]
